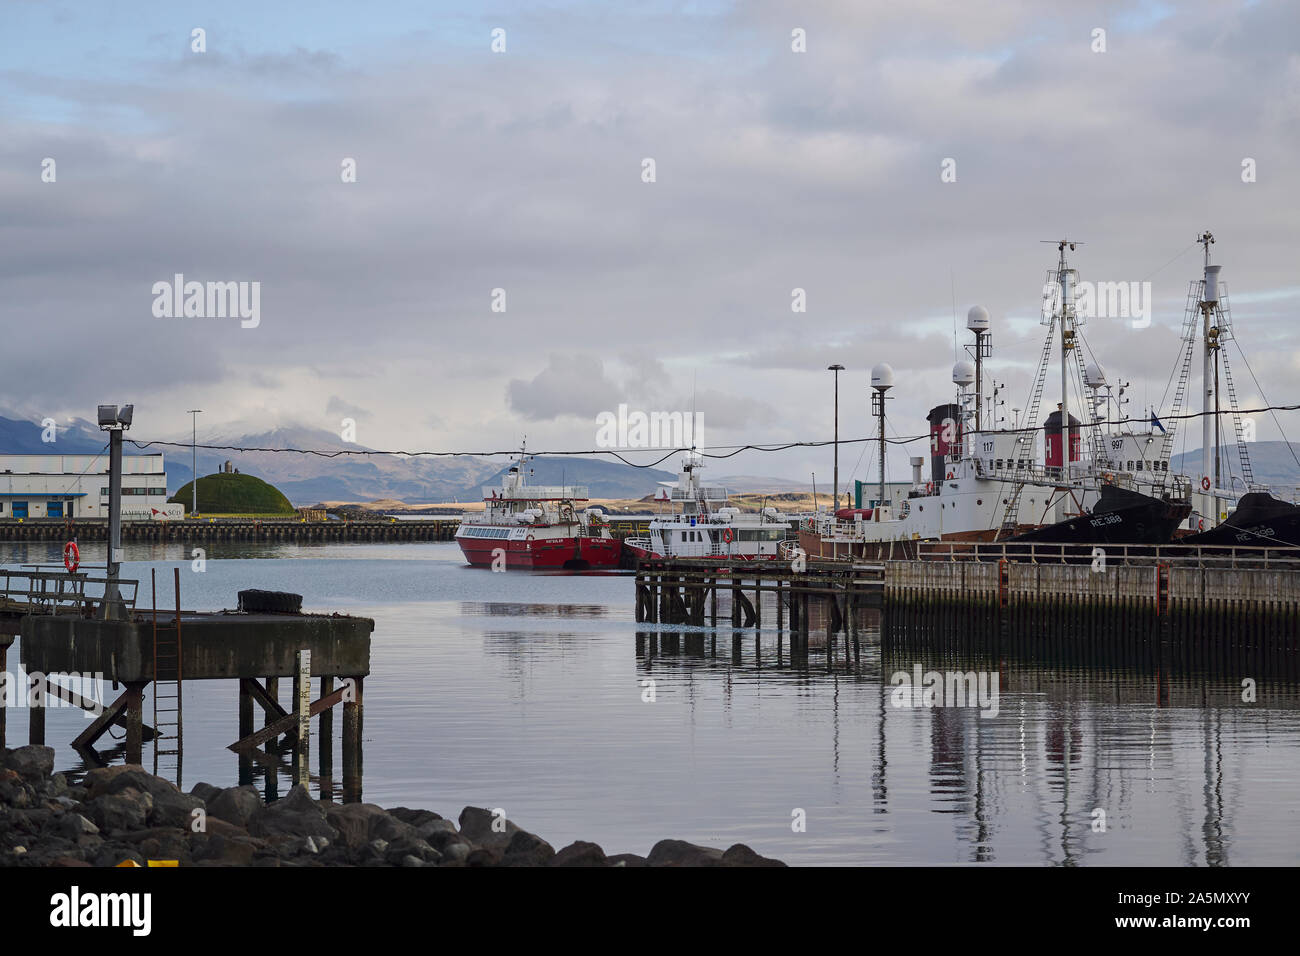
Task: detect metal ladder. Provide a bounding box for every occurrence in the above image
[997,314,1056,536]
[151,568,183,785]
[1215,286,1257,490]
[1156,281,1203,484]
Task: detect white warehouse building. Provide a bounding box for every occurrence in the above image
[0,454,182,520]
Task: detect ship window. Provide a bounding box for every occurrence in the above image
[995,459,1003,470]
[1135,461,1143,471]
[1127,461,1133,471]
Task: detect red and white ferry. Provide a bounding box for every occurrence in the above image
[455,448,622,570]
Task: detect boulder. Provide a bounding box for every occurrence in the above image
[457,806,519,849]
[190,782,223,803]
[323,803,416,850]
[388,807,443,828]
[208,786,262,827]
[721,843,786,867]
[646,839,724,867]
[5,746,54,783]
[247,785,337,841]
[501,829,555,866]
[83,789,152,834]
[549,841,608,867]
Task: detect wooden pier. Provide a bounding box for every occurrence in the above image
[632,543,1300,662]
[0,569,374,801]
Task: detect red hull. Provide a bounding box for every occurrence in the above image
[458,535,622,570]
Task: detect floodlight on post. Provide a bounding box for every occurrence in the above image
[97,403,134,619]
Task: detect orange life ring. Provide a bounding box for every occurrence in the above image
[1201,476,1211,491]
[721,527,734,543]
[63,541,79,573]
[946,471,954,480]
[1197,518,1205,531]
[925,481,933,494]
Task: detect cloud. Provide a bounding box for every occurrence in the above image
[2,0,1299,478]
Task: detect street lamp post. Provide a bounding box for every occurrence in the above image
[97,403,133,619]
[827,365,844,510]
[187,409,202,517]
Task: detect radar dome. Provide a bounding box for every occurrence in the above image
[966,305,991,332]
[1084,363,1106,388]
[871,363,895,389]
[952,360,975,387]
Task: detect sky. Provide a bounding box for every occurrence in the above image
[2,0,1298,494]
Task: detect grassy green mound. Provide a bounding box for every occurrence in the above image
[169,472,296,516]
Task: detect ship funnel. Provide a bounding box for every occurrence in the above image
[1204,264,1222,304]
[910,456,924,488]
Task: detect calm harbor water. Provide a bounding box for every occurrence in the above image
[3,539,1298,866]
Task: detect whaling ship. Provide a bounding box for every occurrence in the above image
[800,239,1194,560]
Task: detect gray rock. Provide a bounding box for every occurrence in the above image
[501,829,555,866]
[415,819,457,841]
[84,790,152,834]
[388,807,443,828]
[399,855,425,867]
[646,839,724,867]
[323,803,414,850]
[5,746,54,782]
[56,814,100,839]
[208,786,262,827]
[190,782,222,803]
[439,842,470,864]
[550,841,608,867]
[458,806,519,849]
[149,788,206,830]
[248,785,337,842]
[384,836,442,866]
[721,843,786,867]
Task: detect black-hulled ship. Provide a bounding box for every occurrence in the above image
[1179,492,1300,548]
[1007,483,1191,547]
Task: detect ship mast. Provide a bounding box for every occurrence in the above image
[1198,231,1221,526]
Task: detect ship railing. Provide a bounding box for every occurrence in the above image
[624,537,653,552]
[481,485,590,501]
[917,540,1300,570]
[670,487,729,501]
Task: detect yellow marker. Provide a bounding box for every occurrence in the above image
[147,860,179,867]
[115,859,141,868]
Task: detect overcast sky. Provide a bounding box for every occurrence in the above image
[3,0,1298,493]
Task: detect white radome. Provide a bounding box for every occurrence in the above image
[966,305,991,332]
[952,360,976,387]
[871,363,895,389]
[1084,362,1106,388]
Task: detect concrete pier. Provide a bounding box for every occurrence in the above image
[13,607,373,797]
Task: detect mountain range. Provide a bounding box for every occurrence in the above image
[5,413,1300,504]
[0,415,676,505]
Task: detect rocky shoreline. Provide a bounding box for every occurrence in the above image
[1,746,785,867]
